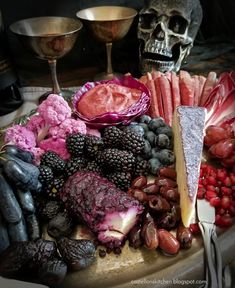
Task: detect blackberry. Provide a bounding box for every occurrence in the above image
[38,165,54,185]
[65,157,87,176]
[84,135,104,158]
[102,126,123,148]
[121,130,145,155]
[85,161,103,175]
[106,172,131,191]
[41,151,65,174]
[98,148,135,173]
[134,157,150,177]
[44,176,65,199]
[66,133,85,157]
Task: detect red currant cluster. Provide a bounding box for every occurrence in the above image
[204,124,235,169]
[197,163,235,228]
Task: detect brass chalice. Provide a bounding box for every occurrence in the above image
[76,6,137,80]
[10,16,83,101]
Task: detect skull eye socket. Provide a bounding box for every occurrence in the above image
[139,13,158,30]
[169,15,188,34]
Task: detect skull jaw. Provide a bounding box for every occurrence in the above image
[139,44,193,74]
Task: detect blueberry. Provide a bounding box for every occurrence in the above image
[127,124,145,137]
[154,149,175,165]
[138,123,149,134]
[145,131,156,147]
[148,158,162,175]
[139,115,152,124]
[156,134,170,148]
[151,147,161,158]
[143,140,152,159]
[148,117,165,131]
[156,125,173,138]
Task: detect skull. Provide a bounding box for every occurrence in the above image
[138,0,202,73]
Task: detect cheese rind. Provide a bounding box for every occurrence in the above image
[173,106,206,227]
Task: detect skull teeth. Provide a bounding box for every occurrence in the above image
[144,47,172,58]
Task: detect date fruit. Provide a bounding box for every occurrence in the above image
[158,229,180,255]
[141,219,158,250]
[176,223,193,249]
[131,176,147,189]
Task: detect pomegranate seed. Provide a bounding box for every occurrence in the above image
[210,197,221,207]
[197,187,206,199]
[207,176,217,186]
[228,205,235,217]
[216,214,233,228]
[205,190,217,201]
[221,186,232,196]
[216,207,226,215]
[200,163,208,171]
[206,185,216,192]
[223,177,232,187]
[217,169,227,181]
[189,223,201,234]
[202,178,209,186]
[230,174,235,185]
[198,178,203,185]
[221,196,231,210]
[217,181,223,187]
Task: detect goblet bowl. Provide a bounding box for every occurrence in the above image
[10,16,83,60]
[76,6,137,43]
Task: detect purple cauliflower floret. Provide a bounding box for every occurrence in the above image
[60,172,144,249]
[29,147,45,165]
[26,114,49,142]
[86,127,101,138]
[4,125,36,150]
[48,118,86,139]
[37,94,72,126]
[39,137,70,160]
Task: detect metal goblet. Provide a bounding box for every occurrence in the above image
[76,6,137,80]
[10,16,83,101]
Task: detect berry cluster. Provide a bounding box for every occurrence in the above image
[198,163,235,228]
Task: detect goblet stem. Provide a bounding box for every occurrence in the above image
[106,42,113,76]
[48,59,61,95]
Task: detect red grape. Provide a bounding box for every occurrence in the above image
[204,125,231,146]
[208,139,235,159]
[221,152,235,168]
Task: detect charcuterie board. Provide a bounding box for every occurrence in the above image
[0,71,234,288]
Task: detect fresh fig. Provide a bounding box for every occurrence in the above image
[57,237,96,271]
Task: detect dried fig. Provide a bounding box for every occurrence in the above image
[0,241,37,278]
[38,258,67,287]
[57,237,96,271]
